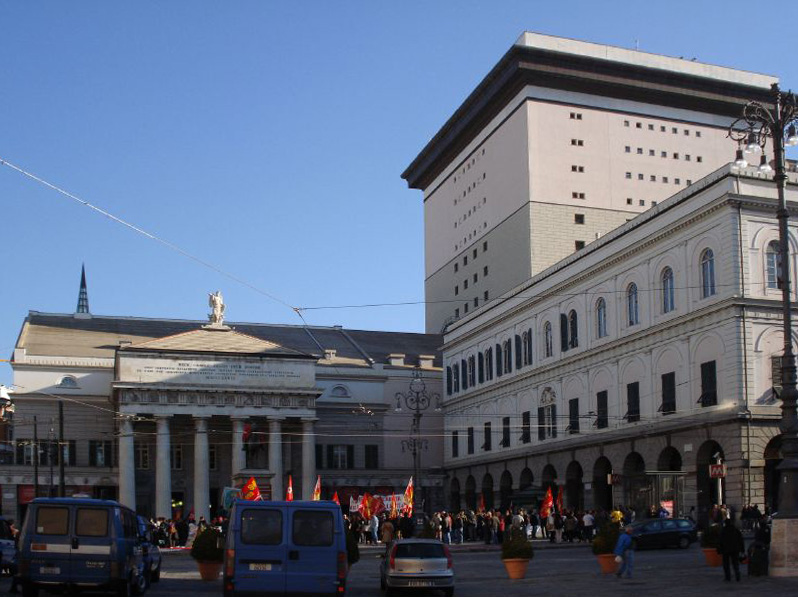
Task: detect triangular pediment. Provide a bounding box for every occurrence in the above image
[123,328,310,357]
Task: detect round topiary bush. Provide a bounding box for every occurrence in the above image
[190,527,224,562]
[501,527,534,560]
[592,522,621,555]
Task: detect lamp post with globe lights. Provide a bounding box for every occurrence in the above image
[729,82,798,576]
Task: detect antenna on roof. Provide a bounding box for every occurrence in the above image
[75,264,90,317]
[634,38,639,51]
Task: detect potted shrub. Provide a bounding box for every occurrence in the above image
[700,524,723,567]
[501,527,534,579]
[592,523,621,574]
[190,527,224,581]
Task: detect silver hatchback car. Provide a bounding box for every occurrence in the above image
[380,539,454,596]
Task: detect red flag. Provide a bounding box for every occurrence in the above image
[312,476,322,501]
[478,492,486,513]
[242,423,252,443]
[358,493,386,519]
[390,494,398,518]
[286,475,294,502]
[332,491,340,505]
[540,487,553,518]
[241,476,262,501]
[556,485,564,513]
[402,477,414,515]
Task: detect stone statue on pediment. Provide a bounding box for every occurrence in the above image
[208,290,226,326]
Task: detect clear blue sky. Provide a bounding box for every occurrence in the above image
[2,0,797,387]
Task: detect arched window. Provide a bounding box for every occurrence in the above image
[57,375,78,389]
[701,249,716,298]
[627,283,639,326]
[569,310,578,348]
[525,328,533,365]
[485,348,493,381]
[662,267,675,313]
[596,298,607,338]
[329,385,351,399]
[766,240,781,289]
[452,363,460,392]
[544,322,553,358]
[502,339,512,373]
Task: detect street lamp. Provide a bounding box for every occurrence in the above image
[729,83,798,575]
[395,367,441,522]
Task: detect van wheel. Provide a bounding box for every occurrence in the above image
[22,583,38,597]
[132,571,147,595]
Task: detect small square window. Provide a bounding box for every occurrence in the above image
[649,149,655,156]
[637,147,643,154]
[638,173,644,180]
[636,122,642,129]
[455,286,459,295]
[663,176,669,183]
[624,120,630,127]
[626,172,632,179]
[686,179,692,185]
[483,241,487,251]
[648,124,654,130]
[660,125,666,132]
[483,290,489,300]
[652,201,658,206]
[696,131,702,138]
[625,146,631,153]
[661,151,667,158]
[673,152,679,159]
[575,240,586,250]
[685,154,691,161]
[627,198,633,205]
[675,178,681,184]
[697,156,703,163]
[672,127,678,134]
[574,214,585,224]
[639,199,645,206]
[650,175,656,182]
[684,129,689,136]
[483,266,488,276]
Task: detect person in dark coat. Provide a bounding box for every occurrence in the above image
[717,519,745,582]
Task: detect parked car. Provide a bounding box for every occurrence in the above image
[628,518,697,549]
[137,516,162,583]
[17,497,147,597]
[223,500,348,597]
[380,539,454,596]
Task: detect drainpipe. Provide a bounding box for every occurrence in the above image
[737,199,752,506]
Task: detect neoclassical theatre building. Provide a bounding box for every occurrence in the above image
[3,302,443,522]
[438,164,796,521]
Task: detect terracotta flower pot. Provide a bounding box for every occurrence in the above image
[702,548,723,567]
[197,560,223,581]
[596,553,619,574]
[502,558,529,579]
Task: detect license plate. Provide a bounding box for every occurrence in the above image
[249,563,272,571]
[40,567,61,574]
[408,580,432,587]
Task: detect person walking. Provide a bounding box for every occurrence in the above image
[613,527,635,579]
[717,519,745,582]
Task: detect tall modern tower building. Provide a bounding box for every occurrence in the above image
[402,33,776,332]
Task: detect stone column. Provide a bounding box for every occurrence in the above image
[155,415,172,519]
[301,418,317,500]
[193,415,211,523]
[118,417,136,510]
[231,416,247,477]
[268,418,283,500]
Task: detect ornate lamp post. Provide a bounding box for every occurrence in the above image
[395,367,441,522]
[729,83,798,576]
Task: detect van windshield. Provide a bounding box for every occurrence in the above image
[241,509,282,545]
[76,509,109,537]
[36,507,69,535]
[292,511,333,546]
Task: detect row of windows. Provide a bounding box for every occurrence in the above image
[448,250,718,389]
[450,361,718,457]
[454,290,489,318]
[455,266,489,295]
[625,146,703,163]
[626,198,658,207]
[453,148,486,181]
[454,196,486,228]
[623,120,703,137]
[454,241,488,273]
[315,444,379,470]
[625,172,693,185]
[454,222,488,251]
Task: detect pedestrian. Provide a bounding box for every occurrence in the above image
[613,527,634,579]
[717,519,744,582]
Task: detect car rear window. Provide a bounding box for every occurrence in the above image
[642,521,661,532]
[292,511,333,547]
[241,509,282,545]
[76,509,109,537]
[36,507,69,535]
[395,543,445,559]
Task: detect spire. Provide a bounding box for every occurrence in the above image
[76,264,90,314]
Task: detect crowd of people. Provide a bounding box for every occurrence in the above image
[144,515,228,548]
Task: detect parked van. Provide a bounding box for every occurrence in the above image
[17,498,146,597]
[224,500,348,597]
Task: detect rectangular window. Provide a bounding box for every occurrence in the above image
[472,248,477,258]
[625,146,631,153]
[571,139,584,146]
[483,266,488,276]
[365,445,379,469]
[209,445,217,470]
[76,508,109,537]
[483,290,489,301]
[473,297,478,307]
[636,122,642,129]
[455,308,459,318]
[483,422,492,451]
[135,444,150,470]
[90,440,113,468]
[467,427,474,454]
[170,444,182,470]
[575,241,585,251]
[463,279,468,290]
[473,273,478,283]
[596,390,608,429]
[242,509,282,545]
[649,149,655,156]
[455,285,459,296]
[696,131,702,137]
[502,417,510,448]
[293,511,334,546]
[626,382,640,423]
[660,125,666,132]
[483,241,487,251]
[454,263,458,273]
[700,361,718,407]
[624,120,630,127]
[330,445,349,469]
[574,214,585,224]
[638,173,644,180]
[626,198,633,205]
[637,147,643,154]
[648,124,654,130]
[661,372,676,414]
[451,431,459,458]
[521,411,531,444]
[568,398,580,434]
[626,172,632,179]
[36,507,69,535]
[772,355,783,393]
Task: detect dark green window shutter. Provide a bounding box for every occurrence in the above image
[347,445,355,469]
[537,407,545,441]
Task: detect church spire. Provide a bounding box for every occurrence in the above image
[76,264,90,314]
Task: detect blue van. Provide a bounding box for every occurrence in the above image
[17,498,146,597]
[224,500,348,597]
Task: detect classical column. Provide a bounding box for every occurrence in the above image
[231,416,247,477]
[118,417,136,510]
[268,418,283,500]
[193,416,211,523]
[155,415,172,519]
[301,418,317,500]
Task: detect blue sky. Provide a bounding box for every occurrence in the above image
[2,0,797,387]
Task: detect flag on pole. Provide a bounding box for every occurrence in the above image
[241,477,262,501]
[478,492,486,513]
[540,487,553,518]
[556,485,563,513]
[402,477,414,515]
[312,476,322,501]
[332,491,340,506]
[390,493,398,518]
[286,475,294,501]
